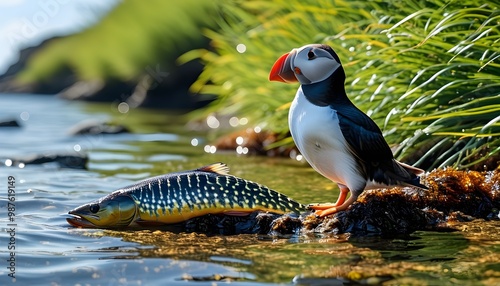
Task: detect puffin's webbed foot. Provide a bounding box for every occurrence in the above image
[307,186,350,216]
[307,203,341,210]
[309,204,346,217]
[308,190,358,217]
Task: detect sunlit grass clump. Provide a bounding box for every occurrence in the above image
[17,0,217,82]
[190,0,500,170]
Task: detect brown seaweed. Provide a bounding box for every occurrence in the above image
[164,167,500,236]
[107,167,500,236]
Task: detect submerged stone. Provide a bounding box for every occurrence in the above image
[69,119,129,135]
[6,153,88,169]
[0,119,20,127]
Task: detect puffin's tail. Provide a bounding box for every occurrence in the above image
[371,160,428,190]
[397,161,428,190]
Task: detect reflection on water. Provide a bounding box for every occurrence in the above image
[0,94,499,285]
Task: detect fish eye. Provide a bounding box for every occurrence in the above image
[89,204,100,213]
[307,50,315,60]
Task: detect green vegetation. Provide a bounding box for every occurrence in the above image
[17,0,217,82]
[12,0,499,169]
[189,0,500,170]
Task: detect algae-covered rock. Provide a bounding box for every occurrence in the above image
[148,168,500,236]
[296,167,500,236]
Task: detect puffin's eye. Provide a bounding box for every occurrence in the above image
[89,204,100,213]
[307,50,315,60]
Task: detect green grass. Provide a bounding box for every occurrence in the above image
[189,0,500,170]
[17,0,217,82]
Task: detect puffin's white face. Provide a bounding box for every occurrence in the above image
[269,44,341,85]
[290,44,341,84]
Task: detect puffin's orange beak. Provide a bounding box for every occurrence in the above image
[269,51,298,83]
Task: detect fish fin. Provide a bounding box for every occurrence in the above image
[135,220,166,227]
[223,211,252,216]
[197,162,230,175]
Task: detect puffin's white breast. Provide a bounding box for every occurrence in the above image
[289,87,366,191]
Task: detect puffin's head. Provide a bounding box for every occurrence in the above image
[269,44,342,85]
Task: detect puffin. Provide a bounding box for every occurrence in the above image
[269,44,427,217]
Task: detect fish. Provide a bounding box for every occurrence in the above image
[67,163,307,228]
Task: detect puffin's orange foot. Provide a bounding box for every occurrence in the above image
[309,195,359,217]
[308,204,340,217]
[307,203,340,211]
[307,186,350,213]
[313,207,339,217]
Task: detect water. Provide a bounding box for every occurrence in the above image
[0,94,499,285]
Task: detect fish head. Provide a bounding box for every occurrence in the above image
[67,192,137,228]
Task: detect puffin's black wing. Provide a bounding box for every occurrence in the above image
[334,104,393,162]
[333,104,415,183]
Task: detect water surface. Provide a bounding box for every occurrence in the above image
[0,94,499,285]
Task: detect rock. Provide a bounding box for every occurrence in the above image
[299,167,500,236]
[6,153,88,169]
[292,275,393,286]
[59,59,214,110]
[214,128,298,157]
[130,59,215,110]
[68,120,129,135]
[141,167,500,236]
[183,212,293,235]
[58,78,136,102]
[0,119,20,127]
[0,38,213,110]
[0,37,77,94]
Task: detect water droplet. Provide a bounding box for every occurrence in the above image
[204,145,217,153]
[239,117,248,125]
[235,136,244,145]
[229,117,239,127]
[236,146,249,155]
[118,102,129,113]
[20,111,30,121]
[236,43,247,53]
[72,145,81,152]
[222,81,232,90]
[207,115,220,129]
[191,138,199,146]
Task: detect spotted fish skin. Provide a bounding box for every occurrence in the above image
[123,163,306,224]
[82,163,306,227]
